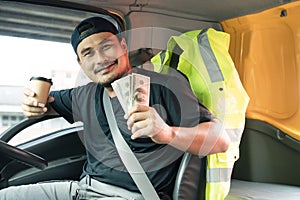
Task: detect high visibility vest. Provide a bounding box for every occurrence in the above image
[150,28,249,200]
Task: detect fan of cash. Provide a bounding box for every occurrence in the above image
[112,73,150,114]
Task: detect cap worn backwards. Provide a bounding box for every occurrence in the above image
[71,16,119,54]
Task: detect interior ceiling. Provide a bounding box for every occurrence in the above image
[0,0,297,43]
[68,0,295,21]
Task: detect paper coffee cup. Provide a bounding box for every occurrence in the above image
[29,76,53,105]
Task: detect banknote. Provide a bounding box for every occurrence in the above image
[112,73,150,113]
[131,73,150,107]
[111,74,131,113]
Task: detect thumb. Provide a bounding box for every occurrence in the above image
[47,96,55,103]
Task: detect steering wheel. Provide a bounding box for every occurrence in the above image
[0,140,48,170]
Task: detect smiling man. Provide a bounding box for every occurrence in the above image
[0,16,229,200]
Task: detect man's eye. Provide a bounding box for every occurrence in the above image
[83,51,92,57]
[101,44,113,51]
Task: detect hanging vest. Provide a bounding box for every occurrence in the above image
[150,28,249,200]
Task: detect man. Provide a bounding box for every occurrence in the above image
[0,16,229,199]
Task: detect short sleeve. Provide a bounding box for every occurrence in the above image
[49,89,74,123]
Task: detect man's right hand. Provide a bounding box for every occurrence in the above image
[22,88,54,118]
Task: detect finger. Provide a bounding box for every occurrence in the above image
[23,110,46,118]
[127,111,149,130]
[22,96,45,107]
[131,130,144,140]
[22,103,47,114]
[22,105,47,118]
[125,104,149,119]
[23,88,36,97]
[131,124,151,140]
[131,120,148,135]
[47,96,55,103]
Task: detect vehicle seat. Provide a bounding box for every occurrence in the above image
[226,179,300,200]
[173,153,206,200]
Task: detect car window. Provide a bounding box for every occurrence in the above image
[0,0,147,147]
[0,35,81,145]
[7,118,78,146]
[0,1,124,146]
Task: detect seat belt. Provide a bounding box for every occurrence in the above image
[103,91,160,200]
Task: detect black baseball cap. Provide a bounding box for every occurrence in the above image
[71,16,119,54]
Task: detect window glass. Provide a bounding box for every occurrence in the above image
[0,1,124,146]
[0,35,81,145]
[8,118,80,146]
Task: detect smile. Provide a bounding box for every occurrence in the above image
[94,60,117,75]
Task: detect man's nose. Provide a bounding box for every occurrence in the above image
[94,49,107,63]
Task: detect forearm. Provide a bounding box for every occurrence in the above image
[167,119,230,156]
[127,105,230,155]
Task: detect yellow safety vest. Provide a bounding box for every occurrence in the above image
[151,28,249,200]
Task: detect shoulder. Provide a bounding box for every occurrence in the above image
[72,82,99,95]
[50,82,100,100]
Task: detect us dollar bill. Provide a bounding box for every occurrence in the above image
[111,75,131,113]
[131,73,150,108]
[112,73,150,113]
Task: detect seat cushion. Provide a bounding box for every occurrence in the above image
[226,179,300,200]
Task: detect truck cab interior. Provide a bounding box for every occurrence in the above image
[0,0,299,199]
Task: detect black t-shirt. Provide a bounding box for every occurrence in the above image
[50,68,212,197]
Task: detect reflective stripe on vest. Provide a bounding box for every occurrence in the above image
[207,167,233,183]
[198,29,224,83]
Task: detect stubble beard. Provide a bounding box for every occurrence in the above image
[97,72,122,88]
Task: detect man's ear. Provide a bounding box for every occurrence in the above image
[120,38,128,51]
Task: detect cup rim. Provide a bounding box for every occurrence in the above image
[30,76,53,85]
